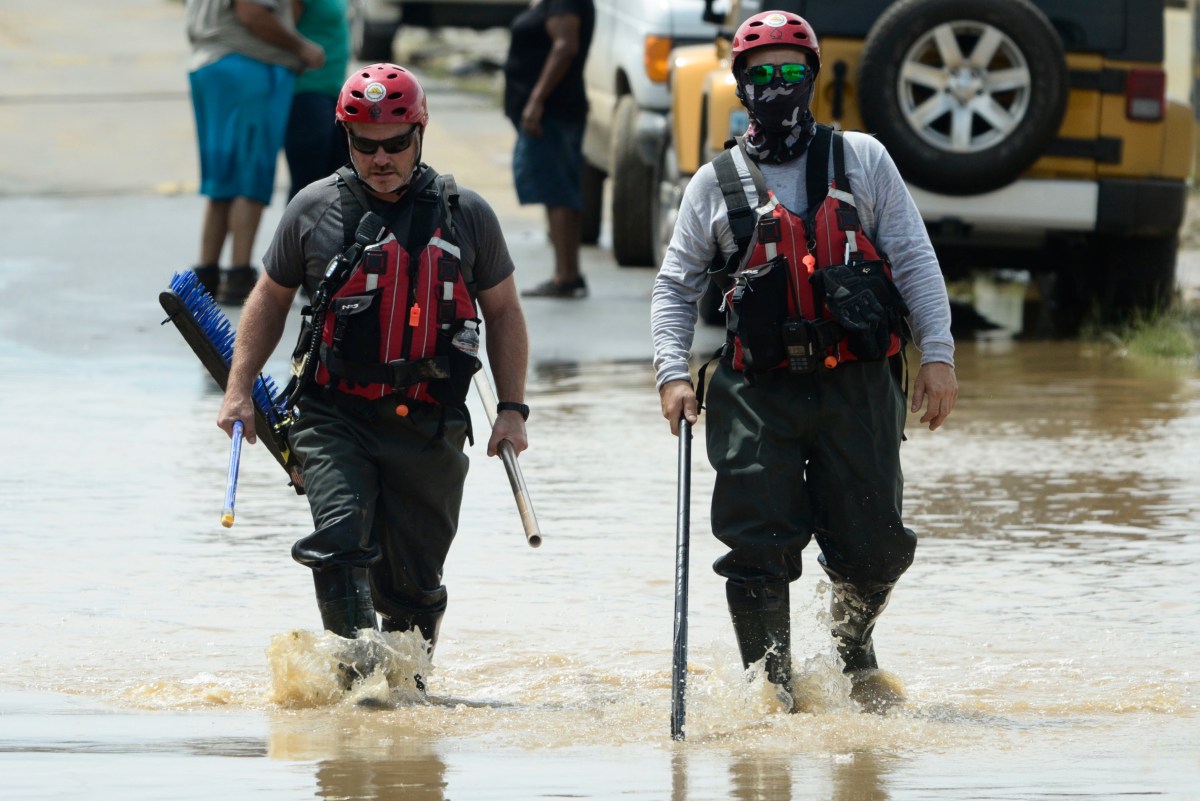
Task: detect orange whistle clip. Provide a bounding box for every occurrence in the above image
[408,303,421,327]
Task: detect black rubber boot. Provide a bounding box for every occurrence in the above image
[313,566,378,639]
[313,566,381,689]
[379,596,446,694]
[826,579,892,674]
[826,576,906,711]
[726,582,795,710]
[380,604,444,650]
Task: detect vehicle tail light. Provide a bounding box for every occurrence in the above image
[1126,69,1165,121]
[644,36,673,83]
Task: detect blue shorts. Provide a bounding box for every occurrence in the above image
[190,54,295,205]
[511,116,585,209]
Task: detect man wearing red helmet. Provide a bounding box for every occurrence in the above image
[217,64,530,691]
[652,11,958,712]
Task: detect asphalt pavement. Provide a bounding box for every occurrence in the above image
[0,0,1194,355]
[0,0,723,370]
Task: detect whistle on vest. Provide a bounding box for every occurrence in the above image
[782,317,818,374]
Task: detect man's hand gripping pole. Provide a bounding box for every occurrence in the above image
[472,371,542,548]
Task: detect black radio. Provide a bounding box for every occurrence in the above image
[782,317,817,373]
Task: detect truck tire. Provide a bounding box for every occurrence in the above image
[581,161,604,246]
[1051,234,1178,332]
[1090,234,1178,321]
[858,0,1068,195]
[651,132,688,270]
[610,95,655,266]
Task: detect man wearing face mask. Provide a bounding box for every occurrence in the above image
[217,64,530,691]
[651,11,957,713]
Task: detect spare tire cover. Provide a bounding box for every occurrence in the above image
[858,0,1068,195]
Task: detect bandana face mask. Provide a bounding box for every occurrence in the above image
[739,68,816,133]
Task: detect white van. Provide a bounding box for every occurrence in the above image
[582,0,716,265]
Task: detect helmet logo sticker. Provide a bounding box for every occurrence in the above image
[364,82,387,102]
[764,12,788,27]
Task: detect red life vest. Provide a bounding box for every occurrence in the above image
[314,174,479,406]
[712,129,906,374]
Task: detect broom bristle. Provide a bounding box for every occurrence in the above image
[167,270,287,426]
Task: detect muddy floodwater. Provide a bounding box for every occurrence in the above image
[2,0,1196,794]
[2,208,1199,801]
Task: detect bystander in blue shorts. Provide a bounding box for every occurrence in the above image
[189,53,295,205]
[511,116,585,209]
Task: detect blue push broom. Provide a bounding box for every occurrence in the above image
[159,270,304,502]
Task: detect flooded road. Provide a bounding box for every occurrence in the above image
[3,204,1199,798]
[3,1,1200,798]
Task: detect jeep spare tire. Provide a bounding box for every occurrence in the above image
[858,0,1068,195]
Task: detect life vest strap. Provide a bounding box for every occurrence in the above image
[319,342,450,387]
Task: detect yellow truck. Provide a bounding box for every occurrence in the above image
[659,0,1196,329]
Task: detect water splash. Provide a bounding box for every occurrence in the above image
[265,629,432,709]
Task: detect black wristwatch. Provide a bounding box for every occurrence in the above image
[496,401,530,421]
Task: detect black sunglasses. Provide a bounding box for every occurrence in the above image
[745,63,811,86]
[347,129,418,155]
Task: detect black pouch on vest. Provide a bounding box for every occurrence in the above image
[330,292,382,370]
[733,255,790,372]
[812,262,896,361]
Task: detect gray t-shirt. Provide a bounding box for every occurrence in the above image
[186,0,304,72]
[264,169,516,296]
[651,130,955,389]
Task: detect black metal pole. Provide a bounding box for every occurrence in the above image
[670,418,692,741]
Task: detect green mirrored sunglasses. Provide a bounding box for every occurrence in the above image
[745,63,811,86]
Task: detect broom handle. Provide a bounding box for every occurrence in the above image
[220,421,244,528]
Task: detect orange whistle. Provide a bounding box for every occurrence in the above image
[408,303,421,327]
[395,403,409,417]
[824,355,838,369]
[802,254,816,269]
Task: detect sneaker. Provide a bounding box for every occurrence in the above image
[216,266,258,305]
[521,277,588,299]
[191,264,219,295]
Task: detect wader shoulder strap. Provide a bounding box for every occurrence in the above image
[335,166,366,248]
[430,173,475,301]
[804,124,834,218]
[828,131,866,257]
[406,170,442,258]
[710,139,770,288]
[831,129,849,191]
[710,148,748,282]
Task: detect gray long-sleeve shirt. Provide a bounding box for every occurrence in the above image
[650,130,955,389]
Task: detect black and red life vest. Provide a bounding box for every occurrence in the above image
[312,168,480,407]
[712,126,906,374]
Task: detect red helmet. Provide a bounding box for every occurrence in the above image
[336,63,429,126]
[731,11,820,73]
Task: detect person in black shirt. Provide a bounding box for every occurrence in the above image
[503,0,595,299]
